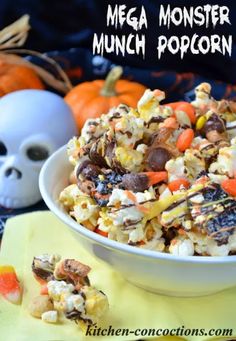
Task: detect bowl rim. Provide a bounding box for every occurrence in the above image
[39,145,236,264]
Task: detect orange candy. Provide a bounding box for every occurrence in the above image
[160,117,179,129]
[144,171,168,186]
[165,102,196,124]
[176,103,196,124]
[95,228,108,238]
[168,179,190,192]
[176,129,194,152]
[221,179,236,197]
[40,284,49,295]
[33,273,47,286]
[137,240,146,246]
[0,265,22,304]
[164,101,186,110]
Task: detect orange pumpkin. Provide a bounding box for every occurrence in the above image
[0,61,44,97]
[65,66,147,130]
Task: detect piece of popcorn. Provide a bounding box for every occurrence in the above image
[208,173,228,184]
[80,118,105,144]
[72,196,99,224]
[169,238,194,256]
[33,254,61,273]
[59,184,87,210]
[97,211,114,234]
[41,310,58,323]
[47,280,74,301]
[114,114,144,148]
[191,82,212,109]
[115,147,144,172]
[137,89,166,122]
[184,149,205,180]
[80,286,109,323]
[63,294,85,313]
[67,137,82,165]
[206,239,230,257]
[136,143,148,154]
[209,144,236,177]
[107,188,154,227]
[165,157,186,182]
[128,223,145,243]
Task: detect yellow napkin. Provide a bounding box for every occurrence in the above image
[0,211,236,341]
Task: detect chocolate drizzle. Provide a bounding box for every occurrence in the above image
[32,265,53,281]
[146,116,164,127]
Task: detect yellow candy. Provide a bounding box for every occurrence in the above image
[196,116,206,130]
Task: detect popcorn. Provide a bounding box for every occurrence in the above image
[80,118,105,144]
[184,149,205,180]
[137,89,170,123]
[107,188,154,227]
[136,143,148,154]
[72,197,99,224]
[208,173,228,184]
[165,157,186,182]
[114,113,144,148]
[191,82,213,111]
[166,150,205,182]
[41,311,58,323]
[128,222,146,243]
[115,147,143,172]
[140,219,165,251]
[80,286,109,322]
[97,211,114,234]
[67,137,81,165]
[59,186,99,226]
[64,294,85,313]
[59,184,87,210]
[209,144,236,177]
[30,254,109,327]
[32,254,61,282]
[169,238,194,256]
[47,280,75,301]
[59,84,236,257]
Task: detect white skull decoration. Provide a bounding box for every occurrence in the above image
[0,89,77,209]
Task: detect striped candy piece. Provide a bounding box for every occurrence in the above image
[0,265,22,304]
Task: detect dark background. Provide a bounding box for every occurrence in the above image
[0,0,235,84]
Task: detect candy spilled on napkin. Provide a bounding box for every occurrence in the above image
[0,265,22,304]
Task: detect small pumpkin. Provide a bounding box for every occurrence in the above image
[0,16,44,96]
[65,66,147,130]
[0,61,44,97]
[0,15,72,96]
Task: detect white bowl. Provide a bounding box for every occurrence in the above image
[39,145,236,297]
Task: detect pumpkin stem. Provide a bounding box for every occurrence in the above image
[100,66,123,97]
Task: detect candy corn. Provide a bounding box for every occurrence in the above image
[176,128,194,152]
[221,179,236,197]
[0,265,22,304]
[168,178,190,192]
[144,171,168,186]
[175,103,196,124]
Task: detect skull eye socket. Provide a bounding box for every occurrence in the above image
[0,141,7,155]
[26,146,49,161]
